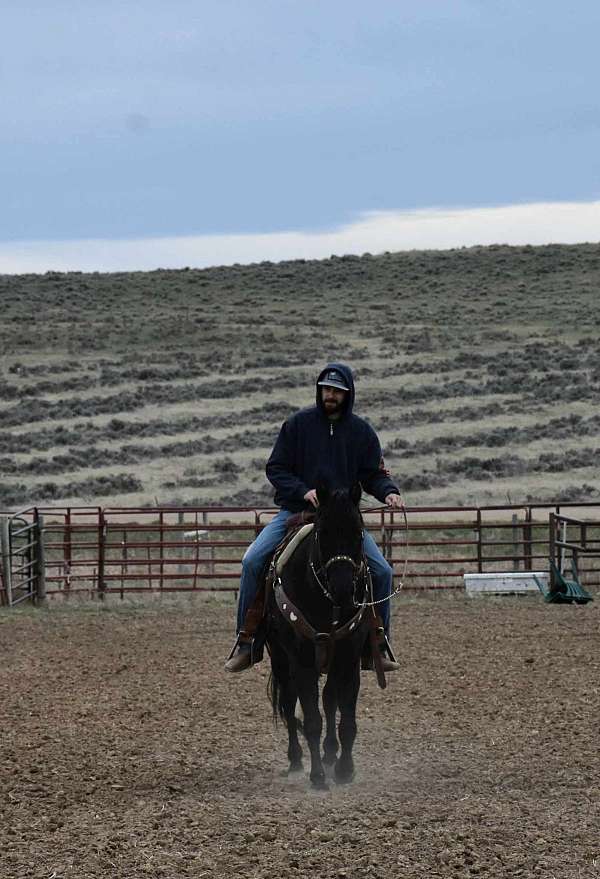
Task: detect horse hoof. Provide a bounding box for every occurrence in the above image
[335,775,354,785]
[334,763,355,785]
[322,752,337,766]
[287,761,304,774]
[311,777,329,791]
[334,772,354,785]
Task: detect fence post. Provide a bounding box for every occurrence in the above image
[147,546,153,591]
[202,511,214,574]
[159,511,164,592]
[512,513,519,571]
[63,509,72,594]
[560,519,567,575]
[476,509,483,573]
[121,530,128,600]
[98,509,106,600]
[178,510,185,577]
[33,511,47,606]
[1,517,12,607]
[523,507,533,571]
[549,512,557,591]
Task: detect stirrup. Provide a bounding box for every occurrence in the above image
[226,633,264,666]
[380,631,397,664]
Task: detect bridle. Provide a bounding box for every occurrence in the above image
[309,528,367,609]
[308,507,409,609]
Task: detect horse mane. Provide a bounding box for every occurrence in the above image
[315,486,363,551]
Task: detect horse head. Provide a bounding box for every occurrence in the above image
[313,482,364,612]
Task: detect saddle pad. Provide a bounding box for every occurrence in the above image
[275,523,314,575]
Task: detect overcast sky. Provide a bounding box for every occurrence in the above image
[2,1,600,272]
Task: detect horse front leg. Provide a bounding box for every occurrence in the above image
[295,665,327,789]
[335,661,361,784]
[322,674,338,766]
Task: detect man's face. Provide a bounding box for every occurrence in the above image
[321,385,347,416]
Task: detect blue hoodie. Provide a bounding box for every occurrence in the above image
[266,362,400,512]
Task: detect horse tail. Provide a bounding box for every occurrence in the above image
[268,672,305,739]
[267,671,286,725]
[268,642,299,728]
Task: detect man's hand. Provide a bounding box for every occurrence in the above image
[385,493,404,511]
[304,489,319,508]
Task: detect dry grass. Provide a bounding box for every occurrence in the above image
[1,242,600,509]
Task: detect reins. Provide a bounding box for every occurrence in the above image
[309,504,409,608]
[359,504,409,607]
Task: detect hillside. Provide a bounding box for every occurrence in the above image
[1,242,599,510]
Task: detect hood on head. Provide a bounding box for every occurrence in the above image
[316,362,355,417]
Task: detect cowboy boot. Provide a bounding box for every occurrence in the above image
[224,636,252,673]
[361,644,400,672]
[362,612,399,672]
[224,583,267,673]
[380,650,400,673]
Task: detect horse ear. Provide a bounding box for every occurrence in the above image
[350,482,362,506]
[316,480,330,507]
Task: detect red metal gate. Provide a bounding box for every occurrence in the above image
[2,502,599,604]
[0,508,46,607]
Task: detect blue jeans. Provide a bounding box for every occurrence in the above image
[236,509,393,635]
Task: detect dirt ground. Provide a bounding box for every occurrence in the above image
[1,592,599,879]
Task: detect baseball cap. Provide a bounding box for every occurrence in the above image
[317,369,350,392]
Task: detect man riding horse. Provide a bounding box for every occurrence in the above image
[225,361,403,673]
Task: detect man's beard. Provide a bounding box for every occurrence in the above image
[324,399,343,416]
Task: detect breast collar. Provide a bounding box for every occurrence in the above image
[273,527,368,660]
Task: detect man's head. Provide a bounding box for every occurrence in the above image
[317,367,349,417]
[320,384,346,416]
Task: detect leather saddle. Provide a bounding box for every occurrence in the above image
[237,522,315,661]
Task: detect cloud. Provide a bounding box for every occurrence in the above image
[1,199,599,274]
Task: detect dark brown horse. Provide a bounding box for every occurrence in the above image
[267,483,371,789]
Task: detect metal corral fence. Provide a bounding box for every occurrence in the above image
[2,502,600,606]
